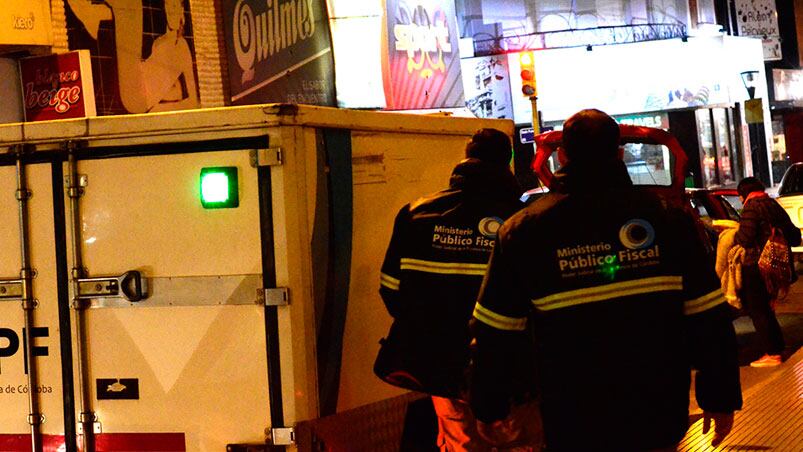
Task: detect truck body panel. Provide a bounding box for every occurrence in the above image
[0,104,513,451]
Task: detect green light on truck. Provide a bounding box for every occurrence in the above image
[200,167,239,209]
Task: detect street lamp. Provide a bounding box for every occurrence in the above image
[739,69,769,185]
[740,70,759,99]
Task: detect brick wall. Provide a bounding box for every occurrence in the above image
[50,0,69,53]
[189,0,229,107]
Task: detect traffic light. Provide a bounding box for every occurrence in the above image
[519,51,536,97]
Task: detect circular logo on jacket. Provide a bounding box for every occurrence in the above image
[619,219,655,249]
[478,217,504,238]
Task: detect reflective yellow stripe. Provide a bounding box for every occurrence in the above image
[532,276,683,311]
[380,272,400,291]
[400,258,487,276]
[684,289,726,315]
[472,303,527,331]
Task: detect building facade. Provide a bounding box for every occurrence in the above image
[0,0,792,187]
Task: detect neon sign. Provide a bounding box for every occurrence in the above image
[392,5,451,79]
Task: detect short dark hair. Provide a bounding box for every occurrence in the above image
[562,109,620,163]
[465,128,512,166]
[737,177,765,198]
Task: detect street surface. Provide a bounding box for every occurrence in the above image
[734,277,803,393]
[688,276,803,412]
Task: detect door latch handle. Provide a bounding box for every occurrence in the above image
[77,271,149,302]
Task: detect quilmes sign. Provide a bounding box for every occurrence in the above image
[222,0,335,106]
[1,1,53,46]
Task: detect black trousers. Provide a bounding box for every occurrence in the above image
[740,265,785,355]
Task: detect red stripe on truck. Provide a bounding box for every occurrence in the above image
[0,433,185,451]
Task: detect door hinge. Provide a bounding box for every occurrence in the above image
[250,148,283,167]
[268,426,295,446]
[257,287,289,306]
[0,279,23,301]
[76,421,102,434]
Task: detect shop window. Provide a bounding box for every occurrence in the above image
[771,119,790,184]
[693,0,717,26]
[696,108,739,188]
[623,143,673,186]
[696,109,718,187]
[712,108,736,186]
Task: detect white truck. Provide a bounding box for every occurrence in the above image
[0,104,513,451]
[775,162,803,253]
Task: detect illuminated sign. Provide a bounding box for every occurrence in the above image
[223,0,335,106]
[734,0,781,60]
[0,1,53,47]
[509,38,735,125]
[383,0,464,109]
[773,69,803,103]
[18,50,96,122]
[614,113,669,130]
[393,10,451,78]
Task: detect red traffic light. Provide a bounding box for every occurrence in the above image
[519,51,537,97]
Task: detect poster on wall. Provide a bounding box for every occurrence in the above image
[460,55,512,119]
[222,0,336,106]
[383,0,464,110]
[734,0,781,60]
[64,0,201,115]
[19,50,96,121]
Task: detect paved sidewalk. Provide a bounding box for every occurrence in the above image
[679,346,803,451]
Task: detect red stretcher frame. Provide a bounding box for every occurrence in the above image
[531,125,690,207]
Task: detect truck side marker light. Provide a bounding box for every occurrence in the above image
[200,167,239,209]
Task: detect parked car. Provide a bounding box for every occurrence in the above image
[686,187,741,222]
[685,187,741,249]
[775,162,803,253]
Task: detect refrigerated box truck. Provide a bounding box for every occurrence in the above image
[0,104,514,451]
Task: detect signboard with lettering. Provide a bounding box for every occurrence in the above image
[734,0,781,60]
[614,113,670,130]
[773,69,803,103]
[745,98,765,124]
[18,50,96,122]
[222,0,336,106]
[382,0,464,109]
[0,1,53,47]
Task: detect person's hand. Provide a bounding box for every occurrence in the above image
[702,411,734,447]
[476,417,522,446]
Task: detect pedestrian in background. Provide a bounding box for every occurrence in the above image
[469,109,742,451]
[376,129,539,450]
[734,177,801,367]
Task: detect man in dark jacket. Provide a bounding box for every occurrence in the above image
[470,109,742,451]
[734,177,801,367]
[378,128,535,450]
